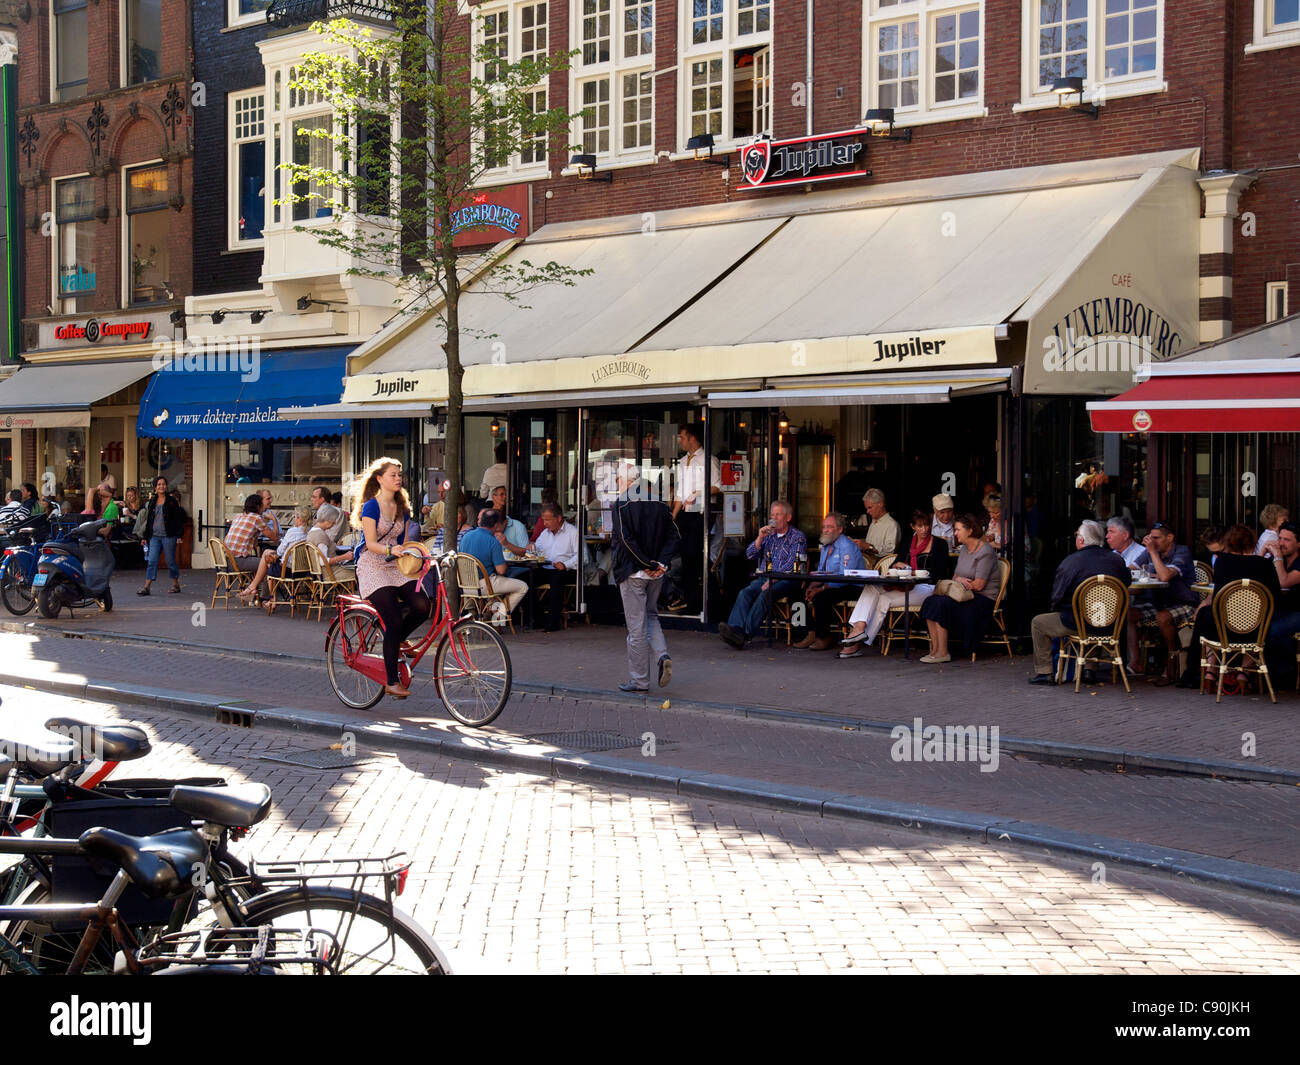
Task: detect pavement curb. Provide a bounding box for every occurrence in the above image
[5,619,1297,787]
[8,669,1300,906]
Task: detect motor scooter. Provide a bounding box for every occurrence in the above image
[33,519,116,618]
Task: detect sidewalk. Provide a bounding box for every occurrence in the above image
[1,573,1299,893]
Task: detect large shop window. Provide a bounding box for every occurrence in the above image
[225,437,342,486]
[681,0,771,147]
[1020,0,1163,107]
[230,90,266,246]
[125,164,170,306]
[864,2,982,122]
[125,0,163,86]
[54,176,97,314]
[53,0,88,102]
[138,437,193,518]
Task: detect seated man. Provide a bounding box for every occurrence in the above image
[853,488,900,563]
[1263,522,1300,685]
[1129,520,1200,685]
[792,512,865,650]
[421,480,449,538]
[460,508,528,621]
[0,489,24,523]
[240,505,313,605]
[1028,520,1131,685]
[224,493,278,576]
[1105,515,1144,566]
[489,486,530,574]
[529,503,580,632]
[718,500,807,650]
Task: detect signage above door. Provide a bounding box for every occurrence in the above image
[738,128,872,191]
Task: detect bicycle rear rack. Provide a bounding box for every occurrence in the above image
[242,852,412,899]
[138,925,339,975]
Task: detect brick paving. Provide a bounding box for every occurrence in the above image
[8,572,1299,774]
[2,628,1299,873]
[5,683,1300,974]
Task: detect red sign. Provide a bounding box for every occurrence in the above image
[450,185,531,248]
[54,319,153,343]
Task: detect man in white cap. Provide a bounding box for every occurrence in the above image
[932,494,957,548]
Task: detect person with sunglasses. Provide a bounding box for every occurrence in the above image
[1131,521,1200,685]
[1262,521,1300,687]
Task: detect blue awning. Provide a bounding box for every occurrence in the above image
[137,345,352,439]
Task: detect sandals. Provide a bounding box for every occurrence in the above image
[840,629,869,646]
[838,646,864,659]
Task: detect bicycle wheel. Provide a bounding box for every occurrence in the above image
[0,879,128,974]
[0,558,35,615]
[433,619,512,727]
[326,609,385,711]
[238,886,448,975]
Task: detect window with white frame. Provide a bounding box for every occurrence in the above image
[228,0,271,30]
[571,0,655,163]
[52,0,88,102]
[53,176,96,313]
[680,0,771,148]
[262,60,339,226]
[1267,281,1290,323]
[1019,0,1164,108]
[477,2,553,175]
[1249,0,1300,51]
[229,89,266,247]
[864,2,982,121]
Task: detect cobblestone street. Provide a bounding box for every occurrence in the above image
[7,684,1300,975]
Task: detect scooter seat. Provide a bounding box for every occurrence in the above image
[43,717,152,763]
[169,783,273,829]
[78,826,209,899]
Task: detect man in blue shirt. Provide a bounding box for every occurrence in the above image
[792,512,865,650]
[459,509,528,620]
[1131,520,1200,685]
[718,500,807,650]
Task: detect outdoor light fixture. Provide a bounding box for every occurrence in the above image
[1051,77,1099,119]
[210,309,227,324]
[296,294,343,311]
[168,309,185,326]
[249,310,268,324]
[686,132,729,167]
[778,410,790,432]
[490,416,500,434]
[569,154,612,183]
[863,109,912,142]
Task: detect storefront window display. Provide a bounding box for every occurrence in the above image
[225,437,341,486]
[40,428,86,510]
[137,436,193,516]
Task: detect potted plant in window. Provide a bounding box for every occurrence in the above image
[131,243,159,303]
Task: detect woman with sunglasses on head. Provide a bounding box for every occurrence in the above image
[354,458,433,701]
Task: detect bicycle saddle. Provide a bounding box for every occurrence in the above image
[78,826,209,899]
[169,783,273,829]
[0,730,77,779]
[43,717,152,763]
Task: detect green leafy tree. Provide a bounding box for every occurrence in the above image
[283,0,588,549]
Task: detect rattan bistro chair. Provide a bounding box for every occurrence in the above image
[209,538,252,609]
[266,541,320,618]
[1194,561,1213,588]
[454,554,515,631]
[1056,575,1131,693]
[972,558,1014,661]
[1200,579,1276,704]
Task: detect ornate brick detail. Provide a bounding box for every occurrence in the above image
[87,101,109,158]
[162,83,186,142]
[17,114,38,167]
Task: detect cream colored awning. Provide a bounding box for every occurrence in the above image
[0,359,156,428]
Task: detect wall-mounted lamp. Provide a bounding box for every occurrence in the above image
[569,154,613,183]
[168,309,186,326]
[490,416,500,434]
[249,310,269,324]
[210,309,227,324]
[777,410,790,432]
[686,132,730,167]
[863,109,912,142]
[297,294,343,311]
[1051,77,1099,119]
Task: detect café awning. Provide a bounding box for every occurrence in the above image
[1086,360,1300,433]
[706,369,1014,407]
[0,359,156,428]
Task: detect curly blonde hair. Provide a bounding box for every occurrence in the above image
[351,457,412,528]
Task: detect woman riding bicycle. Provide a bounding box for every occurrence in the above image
[354,458,433,701]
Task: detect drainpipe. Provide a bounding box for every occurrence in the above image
[806,0,814,137]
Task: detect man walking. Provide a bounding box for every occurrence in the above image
[612,463,680,693]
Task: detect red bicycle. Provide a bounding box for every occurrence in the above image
[324,551,512,727]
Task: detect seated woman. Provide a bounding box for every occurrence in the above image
[309,504,357,581]
[1176,522,1281,688]
[839,510,952,657]
[122,486,141,520]
[240,505,314,604]
[918,514,1002,664]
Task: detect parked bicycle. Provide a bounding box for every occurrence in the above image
[326,550,512,726]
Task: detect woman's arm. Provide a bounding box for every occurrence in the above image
[362,515,392,558]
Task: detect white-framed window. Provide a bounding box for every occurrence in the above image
[863,2,983,123]
[570,0,655,164]
[228,0,271,30]
[53,174,96,314]
[1248,0,1300,52]
[124,162,170,307]
[1017,0,1165,111]
[476,2,553,177]
[1267,281,1290,323]
[229,89,267,248]
[123,0,163,87]
[51,0,88,103]
[262,58,342,227]
[678,0,771,148]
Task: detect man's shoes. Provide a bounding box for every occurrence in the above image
[809,637,836,651]
[658,655,672,688]
[792,633,818,649]
[618,682,649,694]
[665,597,690,613]
[1027,673,1056,686]
[717,622,746,649]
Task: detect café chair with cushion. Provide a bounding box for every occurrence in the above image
[1056,575,1130,693]
[209,538,252,610]
[971,558,1014,661]
[1199,579,1276,704]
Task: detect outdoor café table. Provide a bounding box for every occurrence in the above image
[764,570,929,659]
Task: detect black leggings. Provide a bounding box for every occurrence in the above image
[370,581,433,684]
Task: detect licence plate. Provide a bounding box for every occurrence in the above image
[32,573,47,588]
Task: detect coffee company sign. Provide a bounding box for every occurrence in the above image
[739,129,871,191]
[36,310,171,352]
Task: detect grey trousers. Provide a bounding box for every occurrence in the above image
[1031,612,1074,674]
[619,577,668,688]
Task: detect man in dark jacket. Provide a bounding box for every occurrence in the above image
[1028,520,1131,685]
[612,463,681,693]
